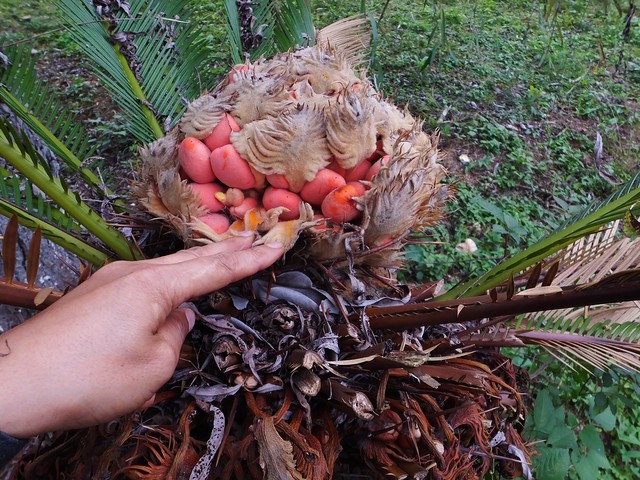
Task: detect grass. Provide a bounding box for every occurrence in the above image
[341,0,640,286]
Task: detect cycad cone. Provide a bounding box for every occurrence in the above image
[135,45,448,273]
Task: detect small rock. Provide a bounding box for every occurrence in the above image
[458,153,472,165]
[456,238,478,254]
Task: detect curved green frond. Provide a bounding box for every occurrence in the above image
[0,170,82,233]
[224,0,314,62]
[55,0,210,143]
[0,47,116,199]
[0,121,141,261]
[439,170,640,299]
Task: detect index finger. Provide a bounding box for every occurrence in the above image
[160,242,284,304]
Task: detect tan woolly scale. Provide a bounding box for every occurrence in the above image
[231,107,332,192]
[324,88,378,169]
[134,43,449,267]
[180,94,228,139]
[224,70,294,126]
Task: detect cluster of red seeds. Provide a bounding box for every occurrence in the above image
[177,67,390,235]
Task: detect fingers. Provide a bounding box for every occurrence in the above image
[142,233,256,266]
[56,236,259,304]
[156,308,196,360]
[162,243,284,302]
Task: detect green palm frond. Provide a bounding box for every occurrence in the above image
[440,170,640,299]
[0,47,117,200]
[55,0,209,143]
[272,0,316,50]
[224,0,315,62]
[0,120,140,263]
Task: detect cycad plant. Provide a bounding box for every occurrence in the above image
[1,0,640,478]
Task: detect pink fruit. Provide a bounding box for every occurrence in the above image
[365,155,390,181]
[204,113,241,151]
[230,197,259,218]
[178,137,215,183]
[189,182,225,212]
[344,159,372,182]
[300,169,346,206]
[262,187,302,221]
[210,144,256,189]
[326,159,346,177]
[266,174,290,189]
[198,213,231,234]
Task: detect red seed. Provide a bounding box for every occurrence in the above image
[210,144,256,189]
[189,182,225,212]
[178,137,215,183]
[321,182,365,223]
[300,169,346,206]
[204,113,241,151]
[266,174,290,189]
[198,213,231,234]
[365,155,390,181]
[326,159,347,177]
[344,159,372,182]
[230,197,259,218]
[262,187,302,221]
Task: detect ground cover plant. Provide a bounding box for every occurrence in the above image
[1,0,640,478]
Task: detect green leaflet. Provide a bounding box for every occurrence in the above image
[224,0,315,62]
[0,121,141,261]
[55,0,209,143]
[439,170,640,299]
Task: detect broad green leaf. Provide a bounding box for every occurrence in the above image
[591,406,616,432]
[579,425,611,470]
[535,447,571,480]
[547,423,578,450]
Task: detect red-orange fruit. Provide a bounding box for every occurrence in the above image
[230,197,259,218]
[266,174,290,189]
[204,113,241,151]
[344,159,372,182]
[365,155,390,181]
[210,144,256,189]
[300,168,346,206]
[198,213,231,234]
[262,187,302,221]
[321,182,365,223]
[189,182,225,212]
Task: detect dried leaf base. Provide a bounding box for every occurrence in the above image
[2,272,532,480]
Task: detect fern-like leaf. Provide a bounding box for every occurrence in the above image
[0,46,115,200]
[55,0,209,143]
[440,170,640,299]
[225,0,315,62]
[0,120,139,262]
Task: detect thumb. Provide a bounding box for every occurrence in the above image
[157,307,196,355]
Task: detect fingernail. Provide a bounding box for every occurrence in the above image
[237,230,255,237]
[182,308,196,331]
[265,242,283,249]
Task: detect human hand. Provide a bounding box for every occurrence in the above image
[0,233,283,438]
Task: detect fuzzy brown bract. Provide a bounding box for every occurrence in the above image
[133,44,450,270]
